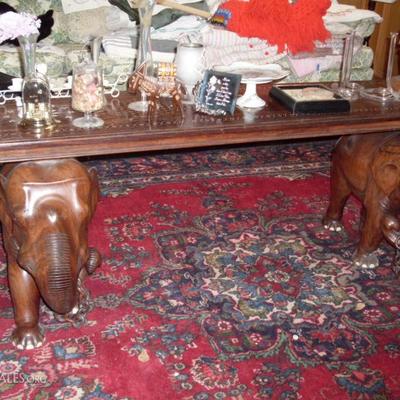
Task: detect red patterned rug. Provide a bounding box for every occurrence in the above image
[0,139,400,400]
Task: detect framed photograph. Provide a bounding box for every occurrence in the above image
[270,84,350,113]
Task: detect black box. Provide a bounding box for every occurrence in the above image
[270,84,350,114]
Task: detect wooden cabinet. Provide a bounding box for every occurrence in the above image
[368,0,400,77]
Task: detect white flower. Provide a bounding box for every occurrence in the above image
[0,11,41,43]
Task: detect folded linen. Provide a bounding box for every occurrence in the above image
[105,1,209,31]
[325,3,382,24]
[151,15,207,40]
[199,26,284,68]
[102,31,176,62]
[281,66,373,83]
[285,45,373,78]
[102,15,206,60]
[61,0,110,14]
[288,55,341,77]
[324,2,382,36]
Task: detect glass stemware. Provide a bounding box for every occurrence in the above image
[72,111,104,128]
[71,61,105,128]
[360,31,399,103]
[334,31,363,100]
[128,0,156,112]
[386,32,400,100]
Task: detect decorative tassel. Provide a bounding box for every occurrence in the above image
[213,0,331,54]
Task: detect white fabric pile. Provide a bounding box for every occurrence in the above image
[99,0,382,80]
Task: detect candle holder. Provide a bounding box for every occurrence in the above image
[175,42,204,103]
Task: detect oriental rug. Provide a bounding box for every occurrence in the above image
[0,139,399,400]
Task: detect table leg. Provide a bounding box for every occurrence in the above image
[0,158,101,349]
[323,132,400,268]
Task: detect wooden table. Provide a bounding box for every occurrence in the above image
[1,82,400,350]
[1,83,400,163]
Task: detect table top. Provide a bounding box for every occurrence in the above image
[1,83,400,163]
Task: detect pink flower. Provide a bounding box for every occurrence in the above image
[0,12,41,43]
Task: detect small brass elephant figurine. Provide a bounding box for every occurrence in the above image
[323,133,400,268]
[0,159,101,349]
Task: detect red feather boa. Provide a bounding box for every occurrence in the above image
[218,0,332,54]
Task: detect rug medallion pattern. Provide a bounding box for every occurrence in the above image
[0,140,399,399]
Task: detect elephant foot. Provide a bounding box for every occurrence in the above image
[12,326,44,350]
[323,218,343,232]
[354,253,379,269]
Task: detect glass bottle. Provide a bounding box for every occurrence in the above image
[18,33,55,132]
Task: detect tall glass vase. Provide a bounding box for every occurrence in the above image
[387,32,400,100]
[18,34,54,132]
[360,31,399,103]
[336,31,363,100]
[128,0,156,112]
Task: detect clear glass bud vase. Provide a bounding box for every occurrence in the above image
[128,0,156,112]
[18,34,55,132]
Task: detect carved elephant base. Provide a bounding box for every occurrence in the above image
[0,159,101,349]
[323,132,400,268]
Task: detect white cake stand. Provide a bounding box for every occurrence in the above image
[236,80,267,108]
[215,62,289,109]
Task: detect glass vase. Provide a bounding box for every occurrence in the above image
[18,34,55,132]
[336,31,363,100]
[387,32,400,100]
[128,0,156,112]
[71,61,105,128]
[360,31,399,103]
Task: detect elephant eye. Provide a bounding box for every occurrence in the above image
[11,210,25,225]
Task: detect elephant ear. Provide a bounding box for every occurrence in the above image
[88,167,100,217]
[371,142,400,195]
[0,172,9,223]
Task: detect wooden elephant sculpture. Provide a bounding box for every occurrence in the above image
[323,132,400,268]
[0,159,101,349]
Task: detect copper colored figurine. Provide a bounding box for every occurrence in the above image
[128,62,186,117]
[0,159,101,349]
[323,133,400,268]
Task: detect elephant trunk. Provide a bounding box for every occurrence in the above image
[43,233,76,314]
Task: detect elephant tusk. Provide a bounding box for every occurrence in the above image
[86,248,101,274]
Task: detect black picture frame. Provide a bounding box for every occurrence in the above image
[270,84,350,114]
[195,70,241,116]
